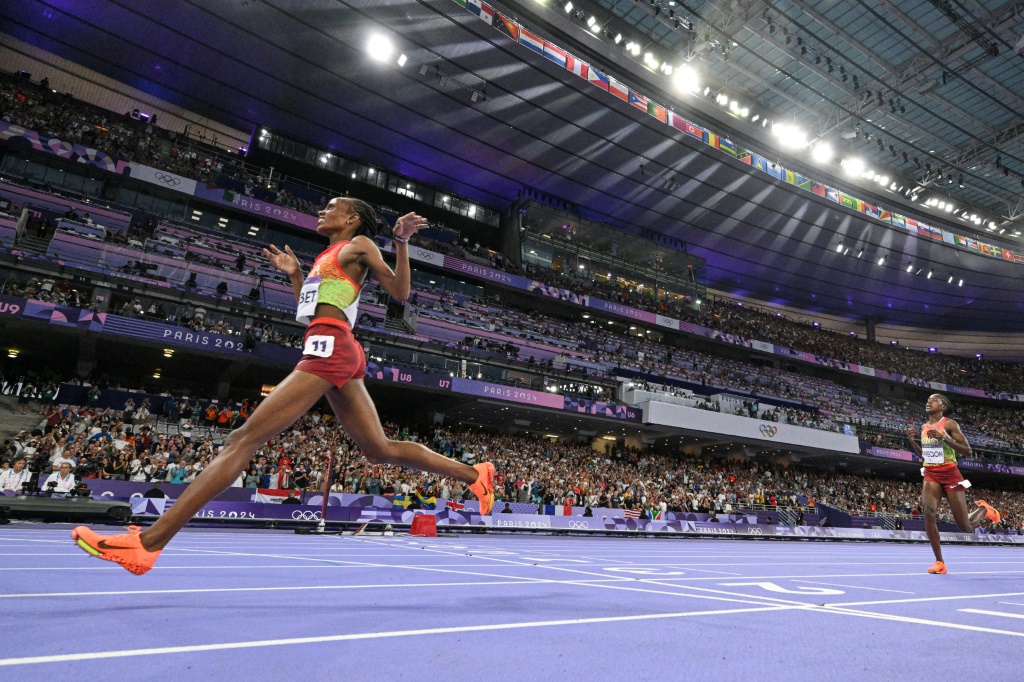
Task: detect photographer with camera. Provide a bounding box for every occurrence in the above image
[0,456,32,492]
[44,462,76,494]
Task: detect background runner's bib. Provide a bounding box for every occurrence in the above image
[921,444,946,465]
[920,416,956,467]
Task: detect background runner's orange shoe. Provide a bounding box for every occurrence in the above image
[72,525,161,575]
[927,561,947,574]
[469,462,495,515]
[976,500,1001,524]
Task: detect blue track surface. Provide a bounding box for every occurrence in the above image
[2,525,1023,680]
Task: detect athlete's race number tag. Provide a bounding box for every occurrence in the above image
[303,335,334,358]
[295,276,321,323]
[922,444,945,465]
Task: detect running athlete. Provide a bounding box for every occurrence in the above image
[72,198,495,574]
[905,393,1000,574]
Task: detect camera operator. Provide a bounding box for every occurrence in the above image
[0,456,32,492]
[44,462,76,494]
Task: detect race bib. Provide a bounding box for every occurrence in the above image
[922,444,945,465]
[296,276,320,323]
[303,335,334,358]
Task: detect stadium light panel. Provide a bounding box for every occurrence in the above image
[842,157,865,176]
[672,65,699,93]
[367,35,394,62]
[811,143,834,162]
[564,1,573,12]
[772,122,808,148]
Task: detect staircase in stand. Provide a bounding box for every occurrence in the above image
[15,235,52,255]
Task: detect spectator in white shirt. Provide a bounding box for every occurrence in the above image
[0,457,32,492]
[44,462,76,493]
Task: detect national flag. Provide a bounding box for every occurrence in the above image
[719,138,738,157]
[608,77,628,101]
[542,41,567,68]
[981,243,994,256]
[905,217,919,230]
[811,182,827,197]
[890,213,906,228]
[941,230,955,244]
[566,53,589,79]
[466,0,494,25]
[825,186,840,203]
[966,238,979,251]
[839,193,862,212]
[1016,253,1024,263]
[752,155,770,172]
[1002,249,1014,261]
[452,0,466,6]
[795,173,813,190]
[765,162,784,179]
[587,66,609,90]
[863,204,882,220]
[415,492,437,510]
[519,28,545,55]
[392,494,411,509]
[254,488,301,504]
[954,234,968,247]
[494,12,519,42]
[628,89,648,111]
[784,170,798,185]
[706,131,720,149]
[736,151,752,165]
[622,508,641,519]
[445,499,466,511]
[878,210,891,222]
[647,100,667,123]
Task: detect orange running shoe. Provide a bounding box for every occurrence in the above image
[469,462,495,515]
[927,560,947,575]
[71,525,161,575]
[976,500,1001,525]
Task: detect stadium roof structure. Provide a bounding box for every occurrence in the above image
[3,0,1024,331]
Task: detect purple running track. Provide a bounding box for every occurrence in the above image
[1,525,1023,680]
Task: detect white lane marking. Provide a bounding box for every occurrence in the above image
[0,605,794,667]
[998,602,1024,607]
[0,562,540,572]
[719,581,845,596]
[792,581,915,595]
[959,609,1024,621]
[831,592,1024,607]
[0,578,604,600]
[604,567,686,576]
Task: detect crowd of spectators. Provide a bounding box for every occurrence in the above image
[4,74,1024,459]
[2,395,1022,532]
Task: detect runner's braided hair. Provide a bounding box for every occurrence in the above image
[348,199,380,239]
[935,394,954,416]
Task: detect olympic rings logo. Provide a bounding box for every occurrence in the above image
[567,520,590,530]
[154,172,182,186]
[748,527,763,535]
[291,510,322,521]
[759,424,778,438]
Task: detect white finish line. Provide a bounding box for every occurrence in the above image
[0,605,791,667]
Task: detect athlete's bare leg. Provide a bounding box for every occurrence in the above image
[947,489,987,532]
[921,481,946,562]
[326,379,479,484]
[140,370,332,551]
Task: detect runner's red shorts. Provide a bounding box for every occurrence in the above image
[923,463,970,493]
[295,317,366,388]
